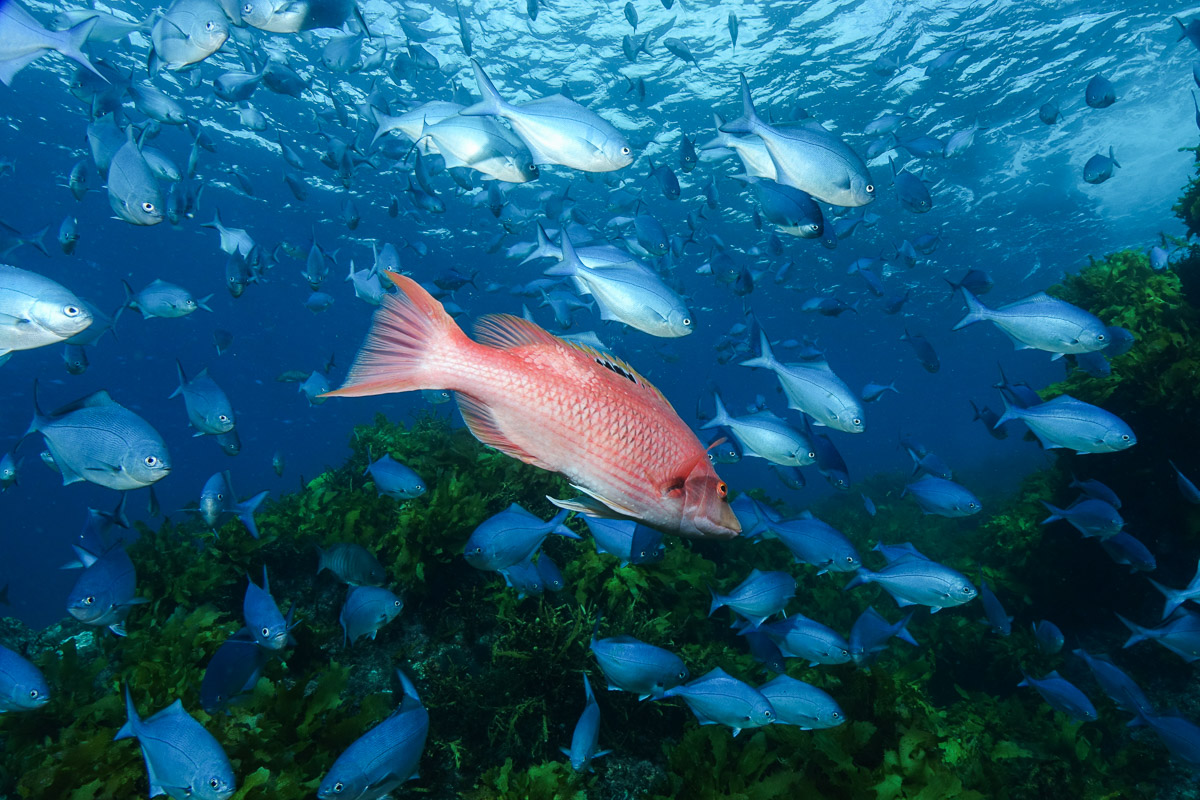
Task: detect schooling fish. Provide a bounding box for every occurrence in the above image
[954,288,1109,357]
[0,264,92,356]
[758,675,844,729]
[115,688,235,799]
[995,395,1135,454]
[0,1,104,86]
[171,361,235,436]
[340,585,403,645]
[0,645,49,712]
[660,667,775,736]
[64,541,146,636]
[463,504,577,572]
[1018,670,1097,722]
[317,542,386,586]
[562,673,610,772]
[325,274,739,539]
[363,451,425,500]
[243,567,294,651]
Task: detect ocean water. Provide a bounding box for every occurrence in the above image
[1,0,1199,796]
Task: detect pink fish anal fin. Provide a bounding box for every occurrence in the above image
[455,392,550,468]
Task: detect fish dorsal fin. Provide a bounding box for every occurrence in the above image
[791,359,832,372]
[473,313,561,349]
[570,342,668,405]
[49,390,117,417]
[455,391,548,468]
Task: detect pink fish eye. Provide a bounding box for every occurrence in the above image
[716,482,728,499]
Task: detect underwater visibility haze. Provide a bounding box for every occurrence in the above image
[4,0,1200,796]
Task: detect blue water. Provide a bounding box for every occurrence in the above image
[0,0,1191,648]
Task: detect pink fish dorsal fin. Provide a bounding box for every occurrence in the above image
[455,391,550,469]
[570,342,669,406]
[473,313,561,349]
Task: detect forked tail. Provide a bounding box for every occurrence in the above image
[324,272,468,398]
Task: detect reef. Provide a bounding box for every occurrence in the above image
[7,163,1200,800]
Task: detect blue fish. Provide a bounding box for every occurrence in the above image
[891,159,932,213]
[994,364,1043,409]
[1018,671,1097,723]
[901,329,939,373]
[1099,533,1156,573]
[846,554,977,612]
[848,606,918,668]
[200,632,270,714]
[317,670,429,799]
[1085,73,1116,108]
[1103,326,1135,356]
[903,476,981,517]
[753,613,852,666]
[996,395,1135,454]
[770,515,862,574]
[757,675,844,730]
[364,450,426,500]
[561,674,611,772]
[498,557,543,599]
[64,541,147,636]
[970,400,1008,440]
[463,504,578,572]
[1032,620,1065,654]
[340,585,404,646]
[901,436,954,480]
[743,630,787,674]
[583,517,664,566]
[535,553,565,593]
[590,629,687,699]
[199,471,269,539]
[1069,476,1122,508]
[973,580,1009,637]
[1041,498,1123,539]
[708,569,795,626]
[1129,709,1200,765]
[860,381,898,403]
[0,644,49,712]
[729,495,781,541]
[861,494,877,517]
[1170,460,1200,505]
[1073,649,1152,717]
[661,667,775,736]
[243,567,295,650]
[115,687,236,799]
[1119,610,1200,663]
[955,289,1108,357]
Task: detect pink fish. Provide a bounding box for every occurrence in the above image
[325,273,740,539]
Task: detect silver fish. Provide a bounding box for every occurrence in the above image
[107,131,164,226]
[171,361,235,435]
[26,387,171,490]
[0,264,92,356]
[0,1,105,87]
[151,0,228,71]
[463,60,633,173]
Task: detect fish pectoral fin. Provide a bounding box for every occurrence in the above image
[0,312,28,326]
[568,483,641,517]
[455,393,550,468]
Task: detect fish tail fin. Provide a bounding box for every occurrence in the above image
[1177,17,1187,39]
[894,609,920,647]
[707,586,725,617]
[1116,613,1151,648]
[549,508,579,539]
[169,359,186,399]
[951,286,987,330]
[739,327,777,371]
[61,17,106,83]
[843,570,874,591]
[1147,578,1189,620]
[24,380,47,439]
[324,272,469,398]
[26,225,50,258]
[237,491,269,539]
[718,73,760,135]
[994,394,1019,428]
[114,686,138,741]
[368,107,395,148]
[1039,501,1065,525]
[461,60,509,117]
[701,390,732,430]
[527,223,566,268]
[1109,146,1120,169]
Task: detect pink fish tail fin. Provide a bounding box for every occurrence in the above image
[325,272,466,398]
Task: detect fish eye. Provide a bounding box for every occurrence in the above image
[1096,333,1106,341]
[832,711,841,719]
[865,184,875,193]
[83,596,95,605]
[394,600,402,607]
[716,481,727,499]
[845,556,855,563]
[415,484,423,491]
[28,689,39,699]
[218,414,230,422]
[968,502,978,509]
[682,317,692,326]
[206,20,216,30]
[962,586,973,594]
[63,305,80,317]
[1121,434,1130,441]
[808,451,817,459]
[210,779,220,789]
[852,418,861,426]
[242,2,253,13]
[333,782,345,793]
[141,202,156,213]
[144,456,158,467]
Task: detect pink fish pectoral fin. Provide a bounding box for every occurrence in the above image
[548,494,636,520]
[566,483,641,518]
[456,393,551,468]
